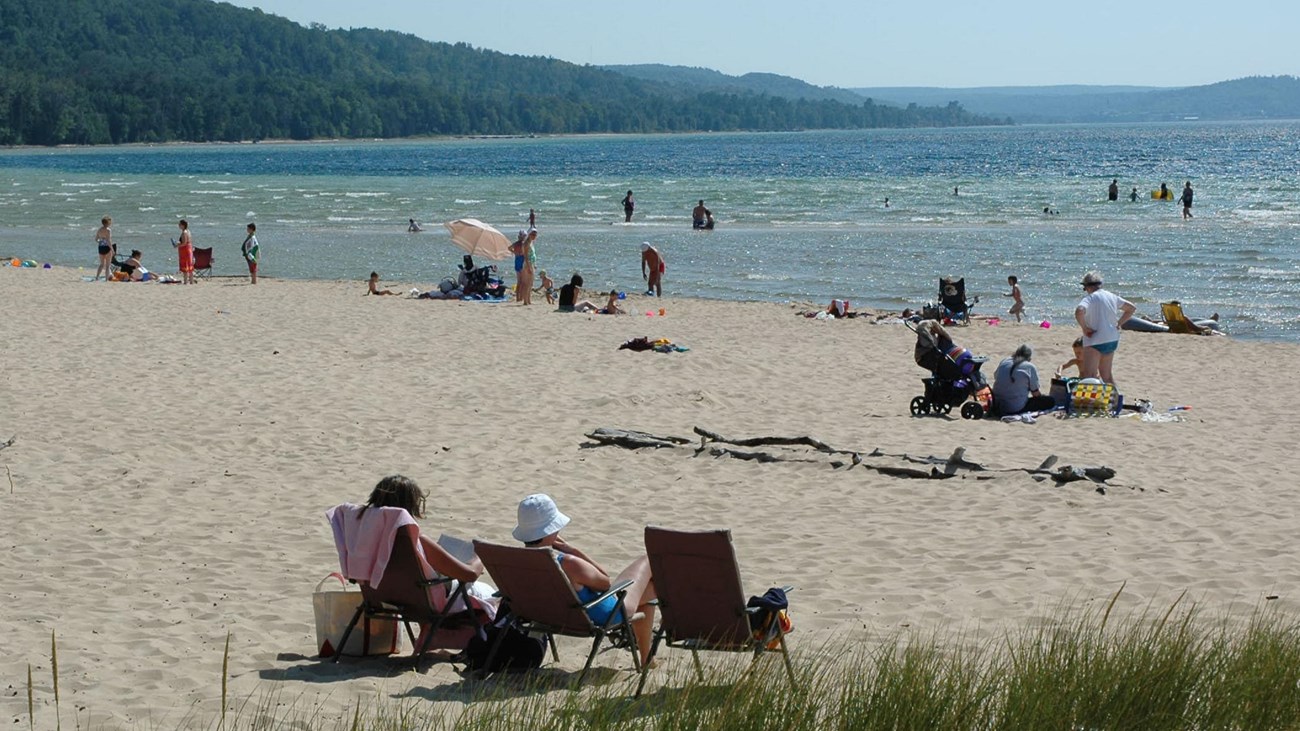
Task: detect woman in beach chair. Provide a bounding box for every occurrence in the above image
[510,493,658,666]
[327,476,495,659]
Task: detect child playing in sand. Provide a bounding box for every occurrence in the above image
[1005,275,1025,322]
[536,269,556,304]
[366,271,397,296]
[600,289,625,315]
[1056,337,1084,377]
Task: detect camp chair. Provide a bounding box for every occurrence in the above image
[939,277,978,324]
[635,526,794,698]
[1160,301,1204,335]
[472,540,643,687]
[334,523,478,668]
[193,247,214,279]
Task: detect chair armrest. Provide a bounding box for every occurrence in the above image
[416,576,455,588]
[579,579,634,610]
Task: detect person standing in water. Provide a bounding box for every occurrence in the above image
[94,216,115,281]
[1108,179,1119,201]
[621,191,635,223]
[1180,181,1194,219]
[692,199,712,229]
[1129,187,1138,202]
[641,242,664,297]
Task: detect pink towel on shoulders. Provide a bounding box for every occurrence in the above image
[326,503,417,586]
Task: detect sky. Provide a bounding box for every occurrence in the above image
[224,0,1296,89]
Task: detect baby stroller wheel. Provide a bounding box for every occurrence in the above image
[910,396,929,416]
[960,402,984,420]
[936,402,953,415]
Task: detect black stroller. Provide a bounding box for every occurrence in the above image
[907,320,992,419]
[938,277,979,324]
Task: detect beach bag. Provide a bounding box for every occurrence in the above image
[747,587,794,650]
[312,573,400,658]
[463,604,545,673]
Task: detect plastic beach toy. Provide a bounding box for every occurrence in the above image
[618,292,626,299]
[1040,320,1052,329]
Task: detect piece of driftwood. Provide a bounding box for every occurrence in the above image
[0,435,14,453]
[584,428,691,449]
[587,426,1122,486]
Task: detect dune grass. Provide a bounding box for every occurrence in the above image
[27,596,1300,730]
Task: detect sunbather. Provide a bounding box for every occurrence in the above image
[512,493,657,665]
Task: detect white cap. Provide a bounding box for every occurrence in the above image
[512,494,571,543]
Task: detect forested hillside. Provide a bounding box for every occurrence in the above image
[0,0,1005,146]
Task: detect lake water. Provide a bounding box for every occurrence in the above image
[3,122,1298,340]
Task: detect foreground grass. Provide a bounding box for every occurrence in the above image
[29,597,1300,730]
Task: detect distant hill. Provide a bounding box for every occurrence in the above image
[604,64,868,105]
[850,77,1300,123]
[0,0,1004,146]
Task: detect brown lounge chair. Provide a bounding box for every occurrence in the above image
[472,540,643,687]
[334,523,478,668]
[636,526,795,697]
[1161,301,1206,335]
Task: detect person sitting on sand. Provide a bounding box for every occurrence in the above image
[992,344,1057,416]
[512,493,657,666]
[1056,337,1085,377]
[557,273,599,313]
[366,271,397,296]
[600,289,626,315]
[114,249,148,281]
[328,475,491,650]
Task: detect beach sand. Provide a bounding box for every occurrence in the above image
[3,266,1298,728]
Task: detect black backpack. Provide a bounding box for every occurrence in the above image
[463,605,545,673]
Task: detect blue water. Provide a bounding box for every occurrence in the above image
[3,122,1298,339]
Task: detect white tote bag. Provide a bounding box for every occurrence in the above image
[313,573,401,657]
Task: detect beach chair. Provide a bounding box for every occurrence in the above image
[1160,301,1204,335]
[472,540,643,687]
[193,247,214,279]
[635,526,795,697]
[939,277,977,324]
[334,523,478,669]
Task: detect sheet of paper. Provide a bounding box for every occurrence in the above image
[436,533,476,563]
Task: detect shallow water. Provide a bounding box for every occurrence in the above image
[2,121,1298,339]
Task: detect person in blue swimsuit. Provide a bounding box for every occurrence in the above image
[513,493,657,665]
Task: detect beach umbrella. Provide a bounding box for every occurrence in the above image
[443,218,513,261]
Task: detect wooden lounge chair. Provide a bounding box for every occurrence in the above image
[472,540,643,687]
[636,526,794,697]
[193,247,214,279]
[1160,301,1205,335]
[334,523,478,668]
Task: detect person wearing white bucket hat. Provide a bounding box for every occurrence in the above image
[513,493,658,665]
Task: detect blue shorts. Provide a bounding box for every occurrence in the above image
[577,586,623,626]
[1089,340,1119,355]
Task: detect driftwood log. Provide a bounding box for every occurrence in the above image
[0,435,14,453]
[586,426,1125,488]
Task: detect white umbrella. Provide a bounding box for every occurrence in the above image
[443,218,513,261]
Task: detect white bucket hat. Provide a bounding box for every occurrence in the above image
[513,493,571,543]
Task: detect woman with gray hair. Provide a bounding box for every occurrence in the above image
[992,344,1057,416]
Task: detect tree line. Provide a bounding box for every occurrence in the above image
[0,0,1008,146]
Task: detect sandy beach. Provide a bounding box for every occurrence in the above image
[3,266,1298,728]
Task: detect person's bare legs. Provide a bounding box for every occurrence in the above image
[1097,351,1117,386]
[1081,346,1102,380]
[96,251,111,280]
[614,555,656,665]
